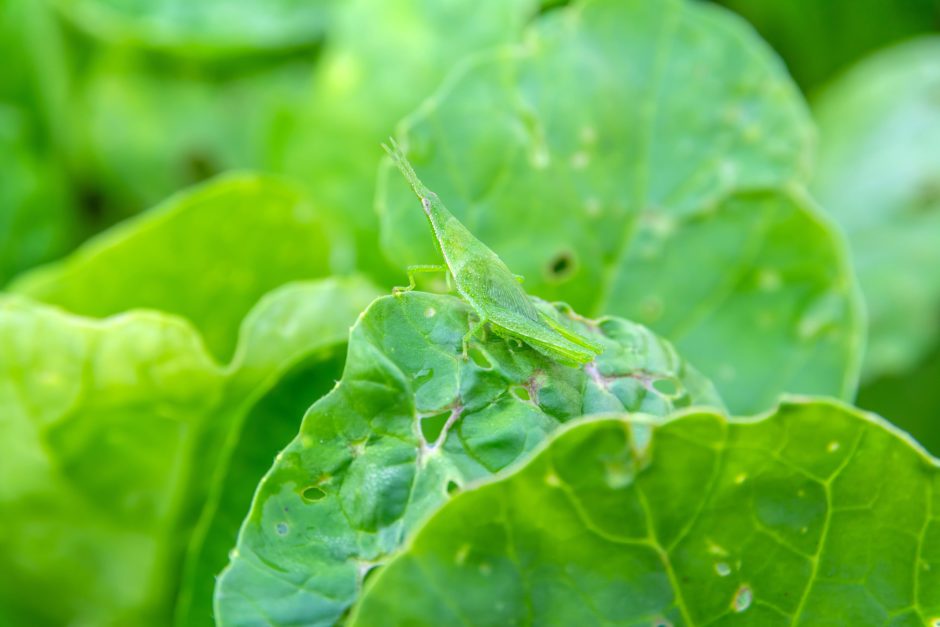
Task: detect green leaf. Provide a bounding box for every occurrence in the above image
[813,37,940,382]
[10,174,345,361]
[53,0,334,56]
[280,0,537,278]
[379,0,863,414]
[351,399,940,626]
[215,290,723,626]
[713,0,938,90]
[174,352,347,627]
[0,276,378,626]
[74,50,315,216]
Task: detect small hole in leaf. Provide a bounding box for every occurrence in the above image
[652,378,679,396]
[76,180,106,221]
[413,368,434,386]
[182,148,219,183]
[468,345,492,369]
[446,480,461,495]
[301,486,326,502]
[510,385,531,401]
[546,251,576,281]
[420,411,450,443]
[361,564,380,586]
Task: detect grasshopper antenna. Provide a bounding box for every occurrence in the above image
[382,137,429,198]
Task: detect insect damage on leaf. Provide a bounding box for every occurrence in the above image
[383,139,603,366]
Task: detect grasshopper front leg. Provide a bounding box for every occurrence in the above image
[393,264,448,296]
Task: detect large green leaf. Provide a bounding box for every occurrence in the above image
[73,50,315,218]
[280,0,537,278]
[352,399,940,625]
[0,277,378,626]
[713,0,939,90]
[215,290,723,626]
[10,174,345,361]
[54,0,334,56]
[813,37,940,382]
[379,0,863,414]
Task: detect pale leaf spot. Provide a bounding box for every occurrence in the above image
[706,539,728,557]
[579,125,597,144]
[757,269,781,292]
[455,544,470,566]
[584,196,601,216]
[570,151,590,170]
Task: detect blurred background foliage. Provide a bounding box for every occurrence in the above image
[0,0,938,624]
[0,0,938,444]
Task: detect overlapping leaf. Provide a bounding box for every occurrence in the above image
[352,399,940,626]
[215,290,723,626]
[379,0,863,413]
[812,37,940,455]
[814,37,940,382]
[11,174,345,360]
[0,277,377,626]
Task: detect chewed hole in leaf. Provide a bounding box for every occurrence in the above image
[468,345,492,369]
[413,368,434,387]
[301,486,326,503]
[420,411,451,443]
[510,385,531,402]
[446,480,460,495]
[183,148,219,183]
[732,584,752,612]
[652,378,679,397]
[77,180,106,220]
[545,251,576,282]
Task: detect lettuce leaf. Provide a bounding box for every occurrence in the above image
[352,399,940,625]
[379,0,863,414]
[0,277,377,626]
[11,174,346,361]
[215,290,723,626]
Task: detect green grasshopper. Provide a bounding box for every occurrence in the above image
[383,139,602,366]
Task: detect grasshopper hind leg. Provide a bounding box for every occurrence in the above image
[461,314,488,358]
